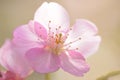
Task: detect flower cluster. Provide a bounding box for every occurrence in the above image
[0,2,101,79]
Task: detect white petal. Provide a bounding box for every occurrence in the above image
[34,2,70,32]
[65,36,101,57]
[64,19,101,57]
[65,19,98,43]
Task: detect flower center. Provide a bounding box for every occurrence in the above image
[46,33,64,55]
[44,21,65,55]
[55,33,63,44]
[44,21,82,55]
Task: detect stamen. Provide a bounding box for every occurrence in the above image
[64,37,81,46]
[64,45,71,50]
[49,20,51,23]
[48,20,51,27]
[70,27,72,30]
[76,48,79,50]
[56,28,58,31]
[63,27,72,40]
[55,26,62,34]
[52,32,54,35]
[55,33,63,44]
[59,26,61,29]
[49,27,51,30]
[48,21,52,36]
[59,33,62,37]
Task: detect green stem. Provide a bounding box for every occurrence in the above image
[96,70,120,80]
[45,73,51,80]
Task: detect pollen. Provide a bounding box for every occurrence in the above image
[45,21,65,55]
[55,33,63,44]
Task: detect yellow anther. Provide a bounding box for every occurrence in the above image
[55,33,63,44]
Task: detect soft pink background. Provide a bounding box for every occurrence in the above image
[0,0,120,80]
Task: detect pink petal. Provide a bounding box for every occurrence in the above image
[2,71,24,80]
[34,21,47,40]
[34,2,70,32]
[13,21,38,43]
[26,48,60,73]
[59,51,89,76]
[13,21,46,48]
[0,40,32,78]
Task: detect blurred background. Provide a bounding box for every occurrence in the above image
[0,0,120,80]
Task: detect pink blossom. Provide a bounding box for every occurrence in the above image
[13,2,101,76]
[0,71,24,80]
[0,40,33,78]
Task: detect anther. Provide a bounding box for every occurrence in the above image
[66,33,69,36]
[78,37,81,40]
[59,26,61,29]
[65,36,68,38]
[76,48,79,50]
[64,37,81,47]
[56,28,58,31]
[49,20,51,23]
[59,33,62,37]
[69,45,71,47]
[70,28,72,30]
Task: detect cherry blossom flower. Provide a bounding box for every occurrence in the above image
[0,71,24,80]
[0,40,33,78]
[13,2,101,76]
